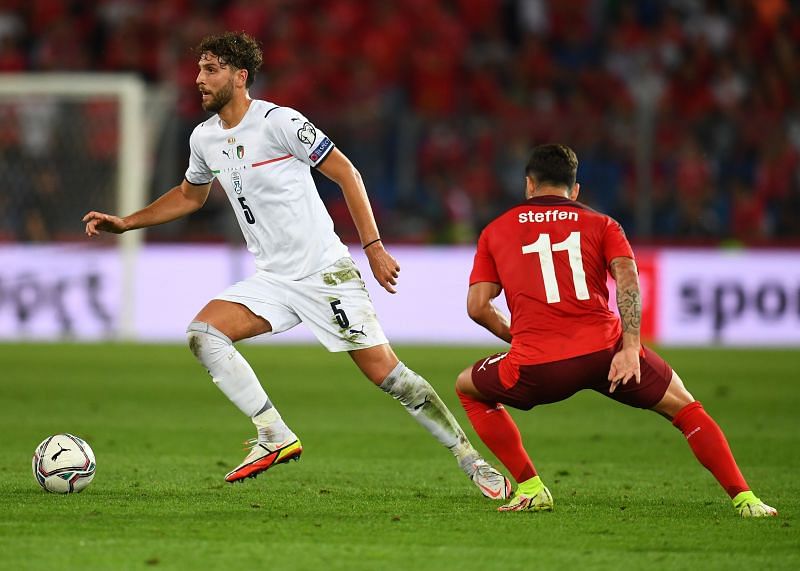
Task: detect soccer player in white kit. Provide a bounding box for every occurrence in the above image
[83,31,510,500]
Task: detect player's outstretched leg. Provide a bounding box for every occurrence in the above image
[378,361,511,500]
[186,321,301,482]
[671,401,777,518]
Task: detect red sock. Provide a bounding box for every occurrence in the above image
[457,390,536,483]
[672,401,749,498]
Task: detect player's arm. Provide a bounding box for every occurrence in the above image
[608,256,642,392]
[467,281,511,343]
[83,179,212,236]
[317,148,400,294]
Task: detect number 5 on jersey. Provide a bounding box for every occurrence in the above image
[238,197,256,224]
[522,231,589,303]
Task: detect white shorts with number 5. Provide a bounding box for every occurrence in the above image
[215,257,389,352]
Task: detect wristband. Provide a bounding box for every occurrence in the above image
[362,238,382,250]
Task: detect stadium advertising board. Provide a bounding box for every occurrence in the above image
[0,246,121,340]
[0,245,797,346]
[658,250,800,346]
[0,245,503,344]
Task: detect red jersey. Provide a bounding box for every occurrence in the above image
[470,195,634,381]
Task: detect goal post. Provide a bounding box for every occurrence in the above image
[0,73,148,339]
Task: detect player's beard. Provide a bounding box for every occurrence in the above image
[202,79,234,113]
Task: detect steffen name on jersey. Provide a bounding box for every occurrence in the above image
[518,209,579,224]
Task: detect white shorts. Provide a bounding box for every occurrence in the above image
[215,257,389,352]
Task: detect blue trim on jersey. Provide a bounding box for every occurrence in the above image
[309,137,333,164]
[312,142,336,168]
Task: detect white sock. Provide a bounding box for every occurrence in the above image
[253,407,293,444]
[186,321,274,418]
[379,361,480,474]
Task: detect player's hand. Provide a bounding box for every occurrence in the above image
[364,242,400,294]
[82,211,127,236]
[607,346,641,393]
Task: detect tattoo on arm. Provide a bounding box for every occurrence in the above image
[617,288,641,333]
[611,258,641,334]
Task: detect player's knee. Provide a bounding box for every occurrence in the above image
[186,320,231,358]
[653,372,695,418]
[455,367,475,395]
[350,344,398,385]
[666,372,694,405]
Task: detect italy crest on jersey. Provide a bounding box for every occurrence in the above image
[236,145,245,159]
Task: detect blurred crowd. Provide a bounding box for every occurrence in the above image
[1,0,799,243]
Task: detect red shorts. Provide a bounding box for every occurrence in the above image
[471,339,672,411]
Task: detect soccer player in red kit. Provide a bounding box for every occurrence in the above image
[456,144,777,517]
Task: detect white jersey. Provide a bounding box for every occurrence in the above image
[185,99,349,279]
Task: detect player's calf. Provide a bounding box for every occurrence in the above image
[379,361,509,498]
[186,321,269,417]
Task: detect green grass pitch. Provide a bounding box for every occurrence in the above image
[1,344,797,570]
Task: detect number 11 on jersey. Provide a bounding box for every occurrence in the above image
[522,231,589,303]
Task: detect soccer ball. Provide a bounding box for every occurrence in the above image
[32,434,96,494]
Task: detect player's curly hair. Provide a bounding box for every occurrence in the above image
[195,31,263,88]
[525,144,578,189]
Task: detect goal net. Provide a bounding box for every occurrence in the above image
[0,73,148,339]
